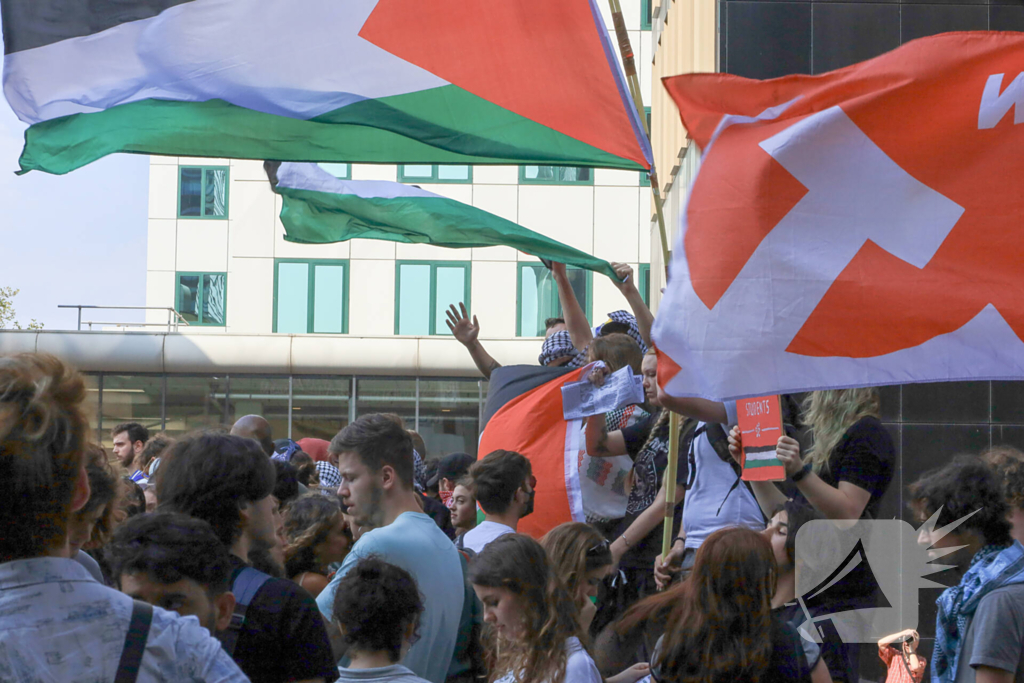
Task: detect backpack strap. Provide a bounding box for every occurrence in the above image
[114,600,153,683]
[218,566,272,657]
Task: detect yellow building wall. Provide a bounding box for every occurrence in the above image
[647,0,717,310]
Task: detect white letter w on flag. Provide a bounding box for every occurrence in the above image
[978,73,1024,129]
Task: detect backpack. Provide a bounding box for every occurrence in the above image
[217,566,273,656]
[114,600,153,683]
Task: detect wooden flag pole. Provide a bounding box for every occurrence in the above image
[606,0,680,560]
[606,0,671,279]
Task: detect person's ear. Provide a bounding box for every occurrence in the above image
[70,462,91,513]
[133,440,145,456]
[237,501,251,529]
[214,592,236,632]
[380,465,397,491]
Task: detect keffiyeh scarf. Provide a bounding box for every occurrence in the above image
[933,541,1024,683]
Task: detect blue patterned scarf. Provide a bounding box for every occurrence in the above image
[932,541,1024,683]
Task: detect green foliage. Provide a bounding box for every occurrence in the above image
[0,286,43,330]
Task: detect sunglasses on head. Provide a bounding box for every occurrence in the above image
[586,539,611,557]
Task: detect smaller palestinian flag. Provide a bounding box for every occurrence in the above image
[267,162,618,279]
[479,364,586,539]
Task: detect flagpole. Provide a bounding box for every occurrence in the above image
[605,0,679,561]
[605,0,671,279]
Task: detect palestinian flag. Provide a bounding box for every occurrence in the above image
[479,364,584,539]
[2,0,653,175]
[267,162,618,279]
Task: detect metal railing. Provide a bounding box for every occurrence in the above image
[58,305,190,332]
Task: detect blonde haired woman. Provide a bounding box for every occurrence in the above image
[727,389,895,521]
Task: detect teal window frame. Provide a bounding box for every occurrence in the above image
[177,166,229,219]
[394,261,472,335]
[397,164,473,184]
[516,263,593,337]
[639,264,651,305]
[518,166,595,186]
[318,163,352,180]
[641,0,653,30]
[641,108,652,186]
[175,271,227,327]
[272,259,350,334]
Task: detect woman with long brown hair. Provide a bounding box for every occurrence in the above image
[610,527,810,683]
[540,523,615,633]
[283,493,352,597]
[469,533,603,683]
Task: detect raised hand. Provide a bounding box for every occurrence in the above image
[444,302,479,347]
[610,261,636,293]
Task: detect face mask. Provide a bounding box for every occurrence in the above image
[440,489,454,510]
[522,488,535,518]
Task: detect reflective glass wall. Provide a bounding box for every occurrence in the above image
[87,373,486,458]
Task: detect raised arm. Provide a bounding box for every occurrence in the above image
[551,261,594,352]
[445,303,501,379]
[609,262,654,347]
[657,388,730,425]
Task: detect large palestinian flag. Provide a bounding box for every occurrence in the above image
[1,0,653,175]
[479,364,585,539]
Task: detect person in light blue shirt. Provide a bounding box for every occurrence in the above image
[317,415,465,683]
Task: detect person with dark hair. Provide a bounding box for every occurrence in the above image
[158,431,337,683]
[331,557,430,683]
[0,353,246,681]
[429,452,477,508]
[284,494,352,598]
[909,456,1024,683]
[230,413,275,457]
[469,533,604,683]
[462,449,535,554]
[981,446,1024,545]
[123,477,147,518]
[112,421,150,479]
[273,459,302,505]
[315,414,465,683]
[107,512,236,635]
[136,433,173,483]
[67,443,124,584]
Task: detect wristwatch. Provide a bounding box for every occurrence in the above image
[791,462,813,483]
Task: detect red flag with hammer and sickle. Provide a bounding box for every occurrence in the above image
[652,31,1024,400]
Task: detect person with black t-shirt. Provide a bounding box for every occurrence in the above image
[724,389,895,523]
[584,350,685,629]
[158,432,338,683]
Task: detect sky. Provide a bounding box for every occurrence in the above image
[0,13,149,330]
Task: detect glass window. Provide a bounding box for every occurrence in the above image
[291,377,351,441]
[356,378,416,426]
[641,107,652,187]
[176,272,227,327]
[517,263,591,337]
[164,376,230,438]
[418,379,484,456]
[223,377,291,441]
[642,0,653,30]
[396,262,470,336]
[398,164,473,183]
[178,166,229,218]
[519,166,594,185]
[98,375,164,448]
[318,163,351,179]
[639,264,651,305]
[274,260,348,334]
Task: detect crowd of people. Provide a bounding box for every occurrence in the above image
[4,261,1024,683]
